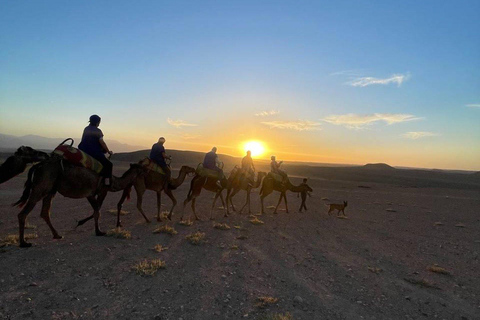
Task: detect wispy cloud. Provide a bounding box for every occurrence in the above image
[466,104,480,108]
[255,110,280,117]
[348,73,410,87]
[402,131,439,139]
[261,120,321,131]
[330,69,364,77]
[167,118,198,128]
[322,113,422,129]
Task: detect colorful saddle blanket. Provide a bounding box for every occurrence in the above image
[139,158,165,175]
[196,163,223,179]
[267,172,285,183]
[53,145,103,174]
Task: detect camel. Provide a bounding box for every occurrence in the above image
[13,156,145,247]
[226,171,266,215]
[259,175,313,214]
[0,146,49,184]
[115,165,196,227]
[182,171,232,221]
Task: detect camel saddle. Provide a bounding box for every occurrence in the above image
[196,163,223,180]
[53,145,103,174]
[139,158,165,175]
[267,172,285,183]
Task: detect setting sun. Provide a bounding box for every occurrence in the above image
[242,140,266,158]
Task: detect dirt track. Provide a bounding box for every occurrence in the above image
[1,164,479,319]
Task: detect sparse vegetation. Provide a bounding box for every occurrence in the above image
[132,259,166,276]
[434,222,444,226]
[107,209,129,215]
[404,277,440,289]
[0,233,38,247]
[256,296,278,308]
[25,224,37,229]
[153,244,168,252]
[368,266,383,274]
[186,232,206,245]
[153,225,178,235]
[178,219,193,226]
[427,265,451,275]
[106,228,131,239]
[250,217,264,225]
[213,222,231,230]
[237,235,249,240]
[230,245,239,250]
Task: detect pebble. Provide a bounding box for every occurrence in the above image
[294,296,303,304]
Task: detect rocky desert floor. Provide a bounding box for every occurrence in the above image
[1,163,479,320]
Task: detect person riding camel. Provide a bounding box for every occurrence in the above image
[241,150,255,186]
[270,155,287,184]
[78,115,113,186]
[203,147,224,188]
[150,137,171,186]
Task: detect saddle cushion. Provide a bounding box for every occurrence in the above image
[267,172,284,183]
[196,163,223,179]
[139,158,165,175]
[53,145,103,174]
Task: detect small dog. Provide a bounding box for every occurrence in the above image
[327,201,348,216]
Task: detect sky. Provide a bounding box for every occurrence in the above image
[0,1,479,170]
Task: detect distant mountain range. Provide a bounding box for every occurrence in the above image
[0,133,147,153]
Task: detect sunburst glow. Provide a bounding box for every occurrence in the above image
[242,140,266,158]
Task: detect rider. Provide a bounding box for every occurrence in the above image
[203,147,224,187]
[150,137,171,184]
[270,155,287,184]
[241,150,255,185]
[78,115,113,186]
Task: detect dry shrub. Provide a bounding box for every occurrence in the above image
[213,222,231,230]
[186,232,206,245]
[178,219,193,226]
[261,313,293,320]
[153,244,168,252]
[368,266,383,274]
[234,225,242,229]
[25,224,36,230]
[106,228,131,239]
[237,235,249,240]
[132,259,166,276]
[404,277,440,289]
[153,225,178,235]
[256,296,278,308]
[337,216,349,220]
[434,222,444,226]
[107,209,129,215]
[250,217,264,225]
[427,265,451,275]
[230,245,239,250]
[0,233,38,247]
[455,223,466,228]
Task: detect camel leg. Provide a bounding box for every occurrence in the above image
[274,193,284,214]
[86,196,105,236]
[135,188,150,223]
[210,191,221,220]
[18,200,38,248]
[238,190,248,214]
[156,192,162,222]
[40,193,62,239]
[116,187,130,227]
[192,198,200,221]
[164,188,176,220]
[284,192,289,213]
[260,195,265,215]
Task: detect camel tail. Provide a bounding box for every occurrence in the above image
[12,163,38,207]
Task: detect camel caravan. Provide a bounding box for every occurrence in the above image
[0,115,312,248]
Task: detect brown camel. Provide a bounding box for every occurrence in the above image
[182,171,231,221]
[115,165,195,227]
[0,146,49,184]
[13,157,145,247]
[226,171,267,215]
[259,176,313,214]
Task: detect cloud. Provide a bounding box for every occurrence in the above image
[402,132,440,139]
[348,73,410,87]
[167,118,198,128]
[322,113,422,129]
[466,104,480,108]
[181,133,201,140]
[255,110,280,117]
[261,120,321,131]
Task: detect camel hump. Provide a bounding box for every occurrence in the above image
[53,145,103,174]
[267,172,285,183]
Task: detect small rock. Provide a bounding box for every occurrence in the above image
[29,282,38,287]
[294,296,303,304]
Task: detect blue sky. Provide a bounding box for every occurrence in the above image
[1,1,479,169]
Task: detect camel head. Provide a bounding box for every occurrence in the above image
[14,146,49,162]
[304,184,313,193]
[181,165,196,177]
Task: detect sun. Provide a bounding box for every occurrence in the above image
[242,140,266,158]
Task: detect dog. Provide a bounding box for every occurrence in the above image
[327,201,348,216]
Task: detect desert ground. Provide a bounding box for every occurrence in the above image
[1,160,479,320]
